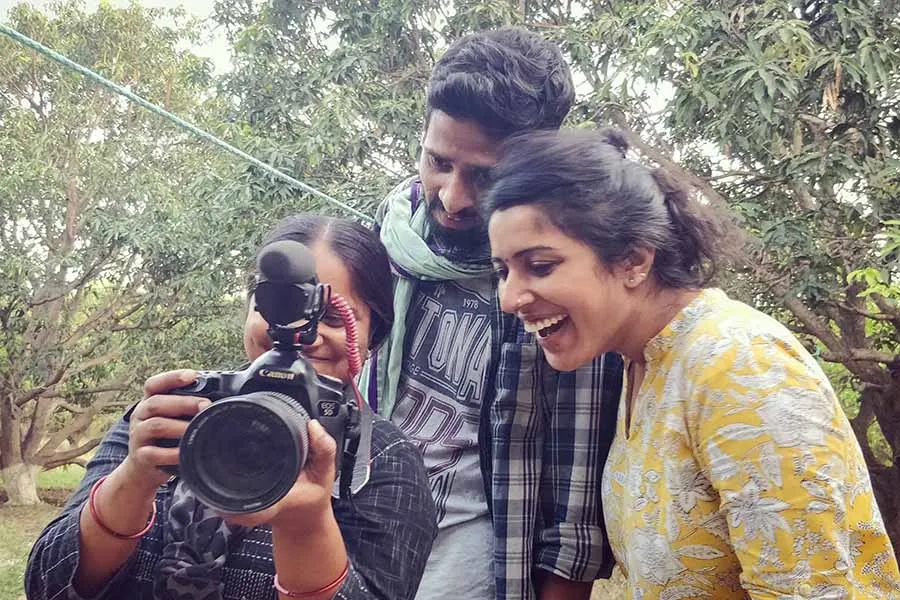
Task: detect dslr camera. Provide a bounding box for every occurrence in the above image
[164,240,359,514]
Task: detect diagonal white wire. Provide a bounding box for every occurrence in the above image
[0,23,375,224]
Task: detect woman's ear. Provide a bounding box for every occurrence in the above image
[618,247,655,289]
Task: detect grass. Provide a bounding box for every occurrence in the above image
[0,503,61,600]
[36,464,85,490]
[0,465,83,600]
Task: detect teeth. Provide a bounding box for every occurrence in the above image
[522,314,567,333]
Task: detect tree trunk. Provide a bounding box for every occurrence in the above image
[869,382,900,549]
[869,464,900,551]
[1,462,42,505]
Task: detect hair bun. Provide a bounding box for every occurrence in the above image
[597,127,629,157]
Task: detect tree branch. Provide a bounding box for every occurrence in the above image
[820,349,898,365]
[65,348,125,378]
[871,294,900,332]
[54,400,86,414]
[43,383,132,402]
[782,295,845,351]
[33,404,102,462]
[60,289,145,348]
[15,347,124,408]
[836,301,899,322]
[38,438,103,471]
[28,244,119,309]
[13,363,69,408]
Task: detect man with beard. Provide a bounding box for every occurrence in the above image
[362,27,624,600]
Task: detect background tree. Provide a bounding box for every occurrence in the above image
[0,1,247,505]
[209,0,438,217]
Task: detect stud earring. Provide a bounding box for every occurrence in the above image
[629,273,647,285]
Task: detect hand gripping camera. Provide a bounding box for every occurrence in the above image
[166,240,360,514]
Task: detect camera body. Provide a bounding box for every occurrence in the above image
[161,240,360,514]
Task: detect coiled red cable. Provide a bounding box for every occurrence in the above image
[329,293,361,377]
[329,292,365,408]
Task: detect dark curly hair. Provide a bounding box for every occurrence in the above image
[426,27,575,138]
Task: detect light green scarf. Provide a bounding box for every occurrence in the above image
[360,180,491,417]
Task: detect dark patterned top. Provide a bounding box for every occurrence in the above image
[25,413,437,600]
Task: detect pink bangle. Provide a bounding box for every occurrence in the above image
[273,561,350,598]
[88,475,156,540]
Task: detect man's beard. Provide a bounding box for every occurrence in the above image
[424,195,490,263]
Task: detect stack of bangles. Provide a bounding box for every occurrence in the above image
[273,562,350,598]
[88,475,157,539]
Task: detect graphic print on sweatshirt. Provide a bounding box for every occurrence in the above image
[392,278,493,526]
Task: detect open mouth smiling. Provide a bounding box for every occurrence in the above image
[522,314,570,338]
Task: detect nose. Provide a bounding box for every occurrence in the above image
[302,330,325,351]
[498,275,534,315]
[439,174,475,215]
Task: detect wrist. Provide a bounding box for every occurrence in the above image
[117,457,168,495]
[85,470,157,542]
[274,560,349,599]
[106,460,164,505]
[88,475,157,539]
[270,500,335,539]
[271,509,347,600]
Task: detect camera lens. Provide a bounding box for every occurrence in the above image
[179,391,310,514]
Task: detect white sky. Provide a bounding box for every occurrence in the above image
[0,0,234,73]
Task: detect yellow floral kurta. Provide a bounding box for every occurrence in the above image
[601,288,900,599]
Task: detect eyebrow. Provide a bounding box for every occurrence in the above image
[492,246,556,262]
[423,146,447,161]
[423,145,494,171]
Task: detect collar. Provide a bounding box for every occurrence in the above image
[643,288,726,364]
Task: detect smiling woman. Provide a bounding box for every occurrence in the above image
[489,207,632,372]
[483,128,900,599]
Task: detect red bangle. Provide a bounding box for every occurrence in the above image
[273,561,350,598]
[88,475,156,540]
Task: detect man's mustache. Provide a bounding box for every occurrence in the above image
[428,195,482,222]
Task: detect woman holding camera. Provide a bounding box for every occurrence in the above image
[26,214,438,600]
[484,129,899,598]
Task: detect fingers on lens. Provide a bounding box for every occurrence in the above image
[308,421,336,455]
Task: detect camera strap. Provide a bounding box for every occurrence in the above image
[333,401,373,499]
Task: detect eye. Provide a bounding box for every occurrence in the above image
[527,262,557,277]
[472,168,491,189]
[321,309,344,328]
[492,265,508,281]
[429,153,452,172]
